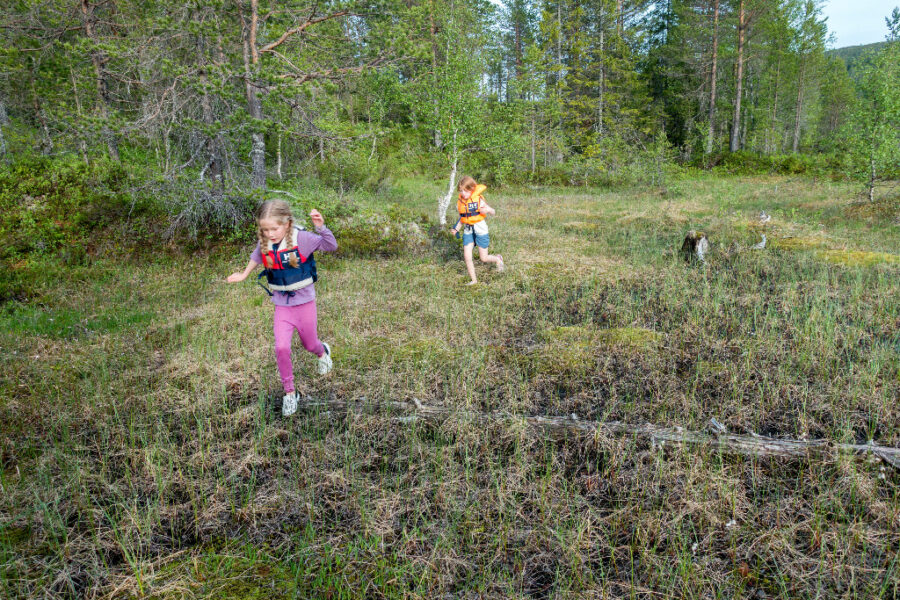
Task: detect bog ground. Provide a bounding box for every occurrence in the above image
[1,175,899,599]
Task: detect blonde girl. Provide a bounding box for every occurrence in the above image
[227,199,338,416]
[449,176,504,284]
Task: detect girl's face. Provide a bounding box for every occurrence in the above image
[259,218,290,244]
[460,188,473,199]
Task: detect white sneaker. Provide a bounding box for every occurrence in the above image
[282,391,301,417]
[496,255,505,272]
[317,342,333,375]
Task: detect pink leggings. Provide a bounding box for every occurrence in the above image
[273,301,325,393]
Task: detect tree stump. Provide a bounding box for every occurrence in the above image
[680,230,709,263]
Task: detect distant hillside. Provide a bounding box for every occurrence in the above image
[827,41,889,77]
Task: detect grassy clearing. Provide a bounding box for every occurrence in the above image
[1,175,899,598]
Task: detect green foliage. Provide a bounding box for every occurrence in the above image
[316,148,389,194]
[0,155,132,260]
[334,210,430,259]
[0,301,153,338]
[0,155,145,300]
[700,151,846,176]
[842,37,900,196]
[827,41,890,78]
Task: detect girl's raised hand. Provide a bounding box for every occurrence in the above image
[310,209,325,229]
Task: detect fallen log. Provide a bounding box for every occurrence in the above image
[296,397,900,471]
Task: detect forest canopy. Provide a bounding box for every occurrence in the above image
[0,0,898,228]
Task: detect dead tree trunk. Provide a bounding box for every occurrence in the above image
[296,397,900,471]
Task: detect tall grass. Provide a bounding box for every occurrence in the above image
[1,175,898,598]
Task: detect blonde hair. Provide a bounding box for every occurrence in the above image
[257,199,299,267]
[457,175,477,193]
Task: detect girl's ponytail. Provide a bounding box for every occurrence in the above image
[286,216,300,267]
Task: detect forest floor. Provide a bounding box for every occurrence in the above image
[1,174,899,599]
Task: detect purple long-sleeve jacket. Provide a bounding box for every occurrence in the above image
[251,226,337,306]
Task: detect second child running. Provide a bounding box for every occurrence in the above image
[449,176,504,285]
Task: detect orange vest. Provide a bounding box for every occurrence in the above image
[457,184,488,225]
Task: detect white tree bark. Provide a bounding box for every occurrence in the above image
[438,130,458,226]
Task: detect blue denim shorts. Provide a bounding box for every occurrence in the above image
[462,230,490,249]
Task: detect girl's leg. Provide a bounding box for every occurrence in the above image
[463,243,477,283]
[477,246,504,270]
[293,300,326,357]
[477,246,501,264]
[273,306,297,393]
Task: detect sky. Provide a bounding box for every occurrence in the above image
[822,0,898,48]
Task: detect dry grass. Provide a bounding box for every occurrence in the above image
[1,175,899,599]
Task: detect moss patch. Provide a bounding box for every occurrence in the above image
[770,235,827,251]
[817,249,900,267]
[596,326,664,348]
[124,546,297,600]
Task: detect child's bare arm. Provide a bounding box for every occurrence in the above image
[227,259,260,283]
[481,201,496,216]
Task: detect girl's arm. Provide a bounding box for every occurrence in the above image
[227,259,260,283]
[450,218,462,233]
[302,209,338,253]
[481,200,496,216]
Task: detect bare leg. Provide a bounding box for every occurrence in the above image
[463,243,477,283]
[477,247,504,269]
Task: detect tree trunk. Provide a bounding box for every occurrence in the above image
[69,66,89,164]
[729,0,746,153]
[597,28,604,135]
[240,0,266,191]
[438,130,458,226]
[429,2,442,149]
[197,34,223,188]
[81,0,119,161]
[616,0,623,36]
[791,61,805,153]
[276,131,283,180]
[767,58,780,155]
[705,0,720,155]
[868,155,876,201]
[0,99,7,161]
[30,75,53,155]
[530,108,536,174]
[514,17,522,77]
[557,0,563,135]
